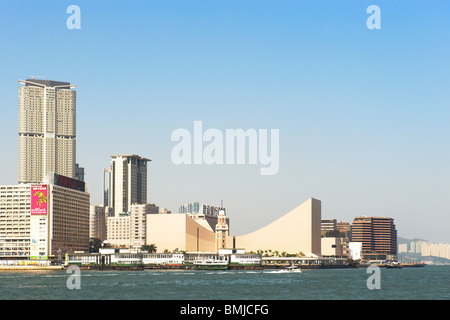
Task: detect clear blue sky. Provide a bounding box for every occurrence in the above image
[0,1,449,242]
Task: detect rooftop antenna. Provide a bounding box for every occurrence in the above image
[28,75,48,80]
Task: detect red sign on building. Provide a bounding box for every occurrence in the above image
[31,185,48,215]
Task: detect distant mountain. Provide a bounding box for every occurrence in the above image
[398,252,450,265]
[398,236,428,244]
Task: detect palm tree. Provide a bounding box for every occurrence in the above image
[141,244,157,253]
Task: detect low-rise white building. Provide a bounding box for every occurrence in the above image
[349,242,362,261]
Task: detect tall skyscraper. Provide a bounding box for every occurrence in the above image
[18,78,77,184]
[75,163,85,181]
[107,154,151,216]
[351,216,398,261]
[1,77,89,261]
[103,165,113,208]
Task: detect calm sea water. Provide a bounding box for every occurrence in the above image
[0,265,448,300]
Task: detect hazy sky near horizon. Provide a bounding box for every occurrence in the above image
[0,1,449,243]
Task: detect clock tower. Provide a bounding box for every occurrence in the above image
[215,209,229,252]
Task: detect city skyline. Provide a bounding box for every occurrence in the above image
[0,1,449,243]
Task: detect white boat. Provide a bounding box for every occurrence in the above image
[280,265,302,273]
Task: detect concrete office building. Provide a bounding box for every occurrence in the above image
[351,216,398,261]
[105,154,151,216]
[321,219,349,258]
[90,205,113,242]
[0,174,90,260]
[0,184,32,259]
[337,222,352,240]
[129,203,159,249]
[321,219,337,235]
[106,213,130,247]
[18,78,77,184]
[75,163,85,181]
[105,203,159,248]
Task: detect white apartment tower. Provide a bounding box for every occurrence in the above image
[109,154,151,216]
[18,78,77,184]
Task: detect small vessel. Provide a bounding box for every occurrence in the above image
[192,259,228,270]
[386,262,402,269]
[280,265,302,273]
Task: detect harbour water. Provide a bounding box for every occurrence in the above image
[0,265,448,300]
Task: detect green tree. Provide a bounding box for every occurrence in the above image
[141,244,157,253]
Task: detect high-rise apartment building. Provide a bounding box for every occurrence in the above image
[105,154,151,216]
[351,216,398,261]
[18,78,77,184]
[0,77,90,263]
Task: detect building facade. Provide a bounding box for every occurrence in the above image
[0,175,90,260]
[103,166,113,208]
[234,198,322,256]
[105,204,159,248]
[321,219,349,258]
[106,213,131,247]
[351,216,398,261]
[18,78,77,184]
[146,213,216,253]
[348,242,362,260]
[75,163,85,181]
[89,205,112,242]
[179,201,229,231]
[129,203,159,249]
[107,154,151,216]
[321,219,337,236]
[179,201,224,216]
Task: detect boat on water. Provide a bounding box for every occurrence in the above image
[192,259,228,270]
[386,262,402,269]
[279,265,302,273]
